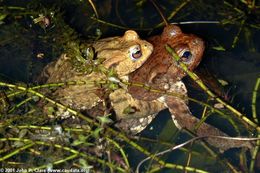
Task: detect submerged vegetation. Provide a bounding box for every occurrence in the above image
[0,0,259,172]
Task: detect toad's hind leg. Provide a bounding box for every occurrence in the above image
[165,96,252,152]
[109,89,165,134]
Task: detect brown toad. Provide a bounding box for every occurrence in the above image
[110,25,252,151]
[110,25,204,132]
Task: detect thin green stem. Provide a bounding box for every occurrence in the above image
[34,154,79,170]
[0,143,35,162]
[0,82,171,169]
[0,137,125,172]
[8,97,33,113]
[251,77,259,123]
[106,137,130,170]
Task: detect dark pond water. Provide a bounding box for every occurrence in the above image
[0,0,259,172]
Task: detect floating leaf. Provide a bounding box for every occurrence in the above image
[13,141,25,148]
[47,106,55,115]
[72,134,94,146]
[107,68,117,77]
[97,115,113,125]
[78,134,87,141]
[79,158,93,170]
[108,82,119,90]
[19,129,28,138]
[92,127,103,139]
[32,95,40,102]
[72,139,84,146]
[0,14,7,21]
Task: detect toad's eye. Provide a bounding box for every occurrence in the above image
[175,45,193,64]
[180,50,192,63]
[129,45,142,61]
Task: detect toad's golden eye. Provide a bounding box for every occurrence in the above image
[129,45,142,61]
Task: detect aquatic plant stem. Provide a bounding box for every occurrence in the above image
[154,0,191,28]
[0,6,26,10]
[13,125,87,133]
[106,137,130,170]
[14,124,238,172]
[149,0,168,26]
[87,0,99,18]
[232,19,246,48]
[249,134,260,172]
[4,79,235,126]
[137,136,259,173]
[0,138,125,172]
[251,77,259,123]
[165,44,260,132]
[0,143,34,162]
[8,97,33,113]
[90,16,153,31]
[34,154,79,170]
[0,82,172,170]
